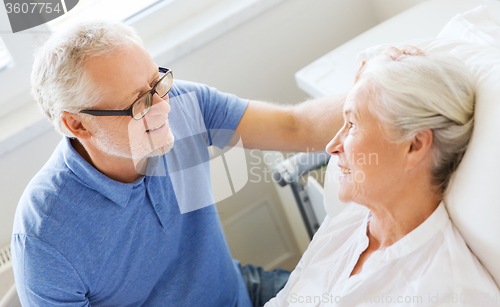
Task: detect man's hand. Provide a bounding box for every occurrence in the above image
[355,45,424,84]
[383,45,425,60]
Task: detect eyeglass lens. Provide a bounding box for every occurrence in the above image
[132,71,173,120]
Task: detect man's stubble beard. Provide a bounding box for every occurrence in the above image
[92,121,175,160]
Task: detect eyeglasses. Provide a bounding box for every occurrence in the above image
[80,67,173,120]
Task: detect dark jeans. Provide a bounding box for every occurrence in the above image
[238,263,291,307]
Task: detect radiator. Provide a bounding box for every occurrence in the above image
[0,244,19,307]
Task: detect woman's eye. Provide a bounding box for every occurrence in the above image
[348,122,356,130]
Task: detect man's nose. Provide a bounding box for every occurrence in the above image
[151,91,170,113]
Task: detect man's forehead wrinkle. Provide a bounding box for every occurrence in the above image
[83,58,125,108]
[85,44,158,109]
[84,42,160,111]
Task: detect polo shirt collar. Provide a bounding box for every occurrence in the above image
[62,137,144,207]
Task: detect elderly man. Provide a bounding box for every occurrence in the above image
[11,20,343,307]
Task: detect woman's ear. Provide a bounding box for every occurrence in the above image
[405,129,433,170]
[60,112,92,140]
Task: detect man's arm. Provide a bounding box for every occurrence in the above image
[235,94,346,152]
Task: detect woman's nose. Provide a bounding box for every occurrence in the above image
[326,130,344,155]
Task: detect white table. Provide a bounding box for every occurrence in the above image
[295,0,500,98]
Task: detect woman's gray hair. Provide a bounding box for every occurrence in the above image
[359,52,475,194]
[31,19,144,137]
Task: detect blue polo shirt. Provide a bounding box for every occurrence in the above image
[12,80,252,307]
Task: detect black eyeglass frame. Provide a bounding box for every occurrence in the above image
[80,67,173,120]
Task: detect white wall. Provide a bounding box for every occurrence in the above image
[0,0,422,254]
[369,0,426,23]
[0,128,62,248]
[170,0,377,104]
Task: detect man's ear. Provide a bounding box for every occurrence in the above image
[60,112,92,140]
[404,129,433,170]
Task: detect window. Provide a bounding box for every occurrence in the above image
[0,0,179,119]
[0,0,283,120]
[47,0,168,32]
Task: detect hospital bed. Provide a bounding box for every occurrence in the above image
[272,151,331,239]
[274,0,500,291]
[2,0,500,305]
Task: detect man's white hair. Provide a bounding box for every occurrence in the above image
[359,52,475,193]
[31,19,144,137]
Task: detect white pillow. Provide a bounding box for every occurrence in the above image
[327,5,500,287]
[438,6,500,289]
[325,6,500,285]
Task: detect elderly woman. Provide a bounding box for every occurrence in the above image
[265,47,500,306]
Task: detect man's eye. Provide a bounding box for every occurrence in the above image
[348,122,356,130]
